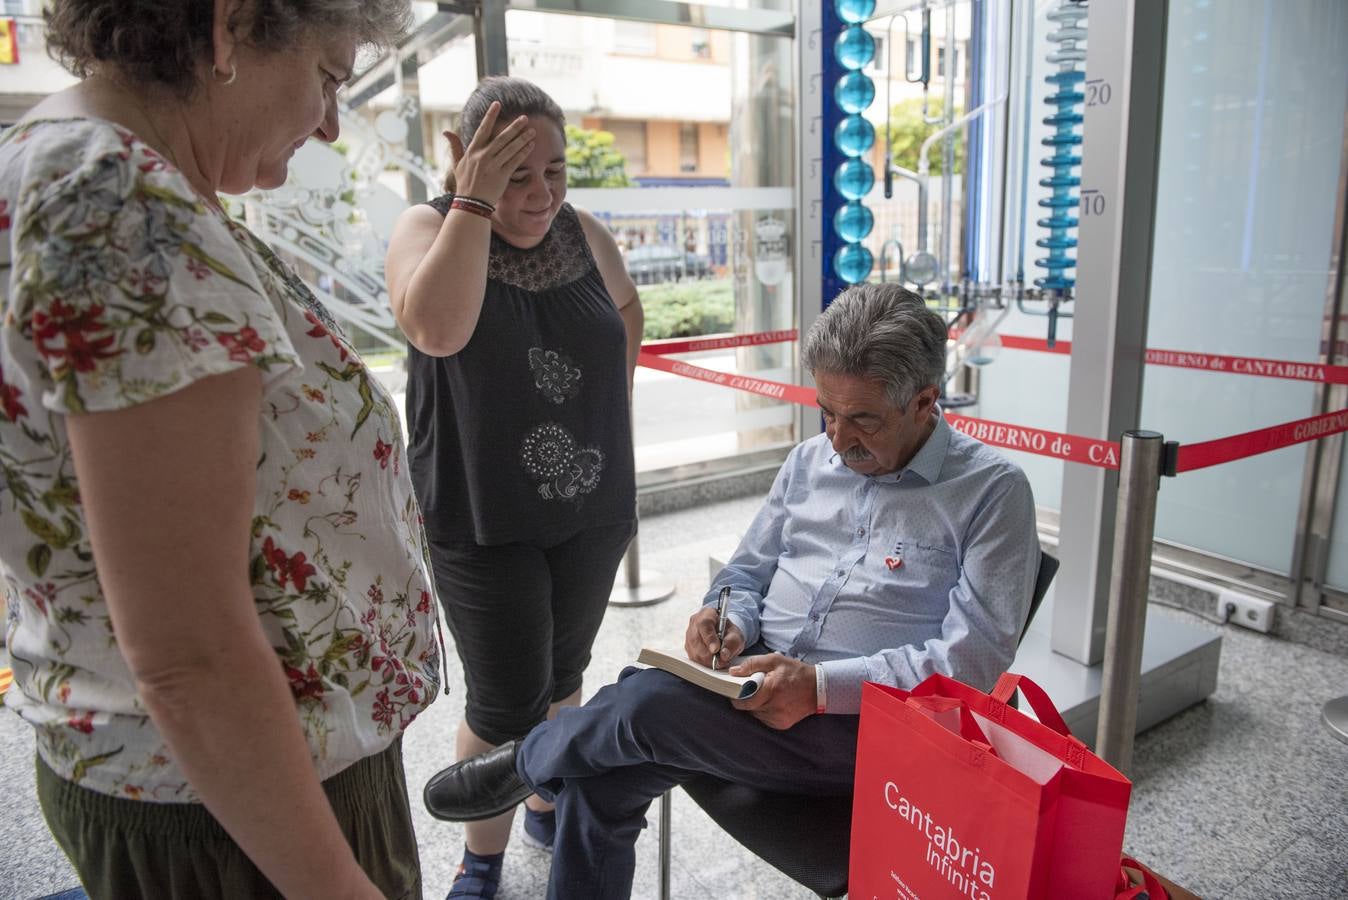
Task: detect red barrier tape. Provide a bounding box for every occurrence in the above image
[641,329,798,355]
[636,352,820,407]
[1145,349,1348,384]
[996,334,1072,355]
[945,414,1121,469]
[985,334,1348,385]
[638,334,1348,472]
[1175,406,1348,472]
[659,328,1348,385]
[637,352,1124,469]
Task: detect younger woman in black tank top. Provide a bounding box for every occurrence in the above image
[384,76,642,899]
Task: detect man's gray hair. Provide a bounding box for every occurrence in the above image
[802,283,948,409]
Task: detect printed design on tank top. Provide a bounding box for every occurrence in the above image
[520,422,606,502]
[528,347,582,404]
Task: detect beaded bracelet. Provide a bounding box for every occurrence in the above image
[449,198,493,219]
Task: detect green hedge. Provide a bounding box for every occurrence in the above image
[639,278,735,340]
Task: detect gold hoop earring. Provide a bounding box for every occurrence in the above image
[213,63,237,86]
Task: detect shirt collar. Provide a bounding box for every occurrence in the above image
[826,404,951,485]
[902,406,950,484]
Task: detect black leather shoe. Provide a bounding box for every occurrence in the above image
[424,740,533,822]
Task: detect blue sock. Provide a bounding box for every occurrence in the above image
[448,848,504,900]
[522,806,556,850]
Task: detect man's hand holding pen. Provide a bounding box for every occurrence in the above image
[684,602,745,670]
[682,600,819,730]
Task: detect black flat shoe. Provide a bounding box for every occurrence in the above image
[424,740,533,822]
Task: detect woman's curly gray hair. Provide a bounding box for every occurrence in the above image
[46,0,412,95]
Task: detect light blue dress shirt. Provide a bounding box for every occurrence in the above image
[704,410,1039,714]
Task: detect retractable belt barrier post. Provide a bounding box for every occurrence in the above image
[608,531,677,608]
[610,415,676,607]
[1095,432,1165,774]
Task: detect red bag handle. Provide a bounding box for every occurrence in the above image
[905,694,998,753]
[991,672,1072,737]
[1115,857,1169,899]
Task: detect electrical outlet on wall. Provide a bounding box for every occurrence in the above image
[1217,589,1275,633]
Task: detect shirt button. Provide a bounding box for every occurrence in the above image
[857,527,866,537]
[810,612,820,621]
[835,569,844,577]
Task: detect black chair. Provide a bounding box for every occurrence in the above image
[655,551,1060,900]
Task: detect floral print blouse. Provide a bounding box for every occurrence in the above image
[0,119,440,801]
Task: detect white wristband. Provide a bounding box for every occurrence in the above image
[815,663,827,715]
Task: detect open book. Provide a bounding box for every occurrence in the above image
[636,647,765,700]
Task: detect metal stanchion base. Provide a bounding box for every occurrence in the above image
[609,571,676,607]
[1322,695,1348,745]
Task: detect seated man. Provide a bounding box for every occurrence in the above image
[424,283,1040,900]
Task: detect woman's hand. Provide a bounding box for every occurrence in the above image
[388,104,529,355]
[446,101,536,205]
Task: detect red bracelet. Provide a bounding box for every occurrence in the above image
[455,194,496,212]
[449,198,493,219]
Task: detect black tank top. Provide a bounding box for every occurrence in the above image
[406,198,636,544]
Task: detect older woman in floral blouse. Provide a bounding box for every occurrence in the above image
[0,2,439,898]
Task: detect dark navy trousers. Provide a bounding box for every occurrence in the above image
[516,665,860,900]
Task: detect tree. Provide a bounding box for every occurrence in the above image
[883,98,964,176]
[565,125,632,187]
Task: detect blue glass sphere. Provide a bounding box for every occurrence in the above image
[834,243,874,284]
[834,71,875,114]
[835,0,876,25]
[833,201,874,242]
[834,158,875,200]
[834,114,875,157]
[835,26,876,70]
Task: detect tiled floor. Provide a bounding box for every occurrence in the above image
[3,492,1347,899]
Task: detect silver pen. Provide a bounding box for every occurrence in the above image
[712,586,730,671]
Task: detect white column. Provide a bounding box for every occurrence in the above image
[1053,0,1168,664]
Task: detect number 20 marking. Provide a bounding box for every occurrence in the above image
[1086,79,1112,107]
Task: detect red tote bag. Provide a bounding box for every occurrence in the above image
[849,672,1133,900]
